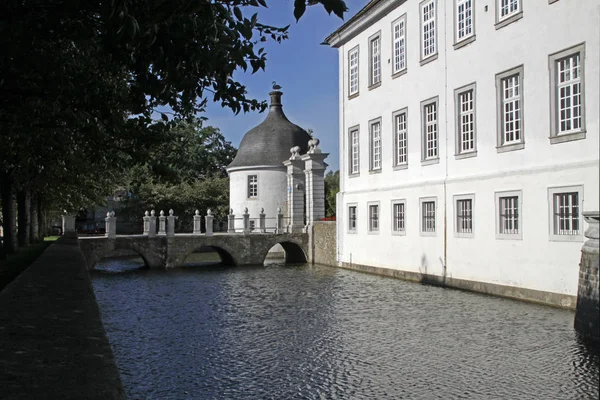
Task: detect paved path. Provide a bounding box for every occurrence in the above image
[0,235,125,400]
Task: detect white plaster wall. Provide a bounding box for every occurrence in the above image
[229,167,288,230]
[335,0,599,296]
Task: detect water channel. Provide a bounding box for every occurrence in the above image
[91,255,599,399]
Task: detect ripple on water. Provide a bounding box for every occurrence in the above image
[91,260,600,400]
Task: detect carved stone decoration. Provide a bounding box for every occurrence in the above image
[195,209,200,216]
[145,210,150,217]
[308,138,321,154]
[160,210,165,216]
[290,146,301,160]
[169,209,174,216]
[207,209,213,216]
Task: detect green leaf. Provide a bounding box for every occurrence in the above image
[233,6,243,21]
[294,0,306,21]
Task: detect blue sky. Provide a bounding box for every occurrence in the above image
[203,0,369,172]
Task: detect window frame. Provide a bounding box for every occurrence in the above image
[347,203,358,234]
[454,0,475,49]
[247,175,258,199]
[369,117,383,172]
[391,15,407,77]
[348,45,360,98]
[454,82,477,159]
[495,0,522,30]
[548,185,584,242]
[391,199,407,236]
[421,96,440,165]
[392,108,408,170]
[419,0,438,65]
[453,193,475,238]
[548,43,586,144]
[495,65,525,153]
[368,31,382,89]
[420,197,437,237]
[495,190,523,240]
[367,201,380,234]
[348,125,360,176]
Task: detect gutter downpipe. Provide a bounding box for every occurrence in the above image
[339,35,345,267]
[443,0,449,283]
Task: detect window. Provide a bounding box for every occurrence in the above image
[393,109,408,168]
[549,44,586,143]
[348,127,360,175]
[496,65,524,152]
[455,0,474,45]
[348,204,357,233]
[420,198,436,236]
[454,83,477,158]
[392,16,407,75]
[548,186,583,241]
[348,46,359,96]
[495,0,522,29]
[495,190,522,240]
[454,194,475,238]
[368,203,379,232]
[420,0,437,62]
[421,97,439,164]
[369,33,381,87]
[392,200,406,235]
[249,220,256,231]
[247,175,258,198]
[369,119,382,171]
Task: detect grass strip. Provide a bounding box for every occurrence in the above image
[0,237,58,292]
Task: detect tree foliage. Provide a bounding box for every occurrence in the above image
[324,170,339,217]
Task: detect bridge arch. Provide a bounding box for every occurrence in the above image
[261,240,307,265]
[181,245,237,267]
[95,248,149,270]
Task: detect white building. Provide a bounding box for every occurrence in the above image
[324,0,599,307]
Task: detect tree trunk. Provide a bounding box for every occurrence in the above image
[0,176,18,253]
[17,190,31,247]
[37,199,45,240]
[30,193,39,243]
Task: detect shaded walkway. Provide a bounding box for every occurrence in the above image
[0,235,125,400]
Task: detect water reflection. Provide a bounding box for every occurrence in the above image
[92,259,599,400]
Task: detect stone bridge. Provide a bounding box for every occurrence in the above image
[78,232,309,270]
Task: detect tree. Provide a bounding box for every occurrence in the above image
[324,170,339,218]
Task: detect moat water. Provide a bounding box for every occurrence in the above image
[92,256,599,400]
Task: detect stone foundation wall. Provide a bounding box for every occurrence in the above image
[574,250,599,341]
[311,221,337,267]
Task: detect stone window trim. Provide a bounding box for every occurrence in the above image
[495,65,525,153]
[548,0,559,3]
[347,125,360,177]
[247,174,258,199]
[421,96,440,165]
[420,197,437,237]
[495,0,522,30]
[547,185,584,242]
[347,203,358,234]
[348,45,360,98]
[391,14,407,77]
[419,0,438,64]
[548,43,586,144]
[453,0,476,48]
[453,193,475,238]
[454,82,477,158]
[367,201,380,234]
[392,107,409,169]
[369,117,383,172]
[391,199,407,236]
[495,189,523,240]
[368,30,382,89]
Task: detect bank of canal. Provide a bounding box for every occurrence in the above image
[92,257,599,400]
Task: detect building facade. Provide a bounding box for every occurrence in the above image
[325,0,599,306]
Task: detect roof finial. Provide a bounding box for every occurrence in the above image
[272,81,282,91]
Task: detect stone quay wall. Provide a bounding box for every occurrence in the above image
[311,221,337,267]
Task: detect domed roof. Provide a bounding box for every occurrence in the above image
[227,90,311,169]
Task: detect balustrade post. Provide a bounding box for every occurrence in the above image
[243,207,250,234]
[301,137,329,225]
[283,146,305,233]
[105,211,116,239]
[62,214,76,235]
[148,210,157,238]
[259,208,266,233]
[205,209,214,236]
[143,211,150,235]
[193,210,202,235]
[227,209,235,233]
[276,207,284,234]
[158,210,167,236]
[167,209,176,238]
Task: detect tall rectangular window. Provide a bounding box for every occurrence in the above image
[454,194,475,238]
[369,34,381,86]
[456,0,473,42]
[455,84,476,156]
[370,119,382,171]
[420,198,436,235]
[496,66,524,152]
[368,203,379,232]
[348,46,359,96]
[499,0,519,20]
[548,186,583,241]
[421,97,439,163]
[348,127,360,175]
[392,201,406,234]
[420,0,437,60]
[348,204,357,232]
[495,190,522,239]
[393,109,408,166]
[392,16,407,75]
[247,175,258,198]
